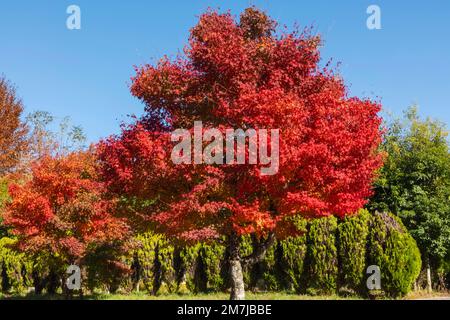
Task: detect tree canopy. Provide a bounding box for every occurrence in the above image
[0,77,28,176]
[369,106,450,264]
[99,8,384,242]
[3,151,129,264]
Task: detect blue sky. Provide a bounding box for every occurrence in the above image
[1,1,449,143]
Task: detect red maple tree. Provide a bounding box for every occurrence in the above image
[3,151,129,269]
[98,8,383,299]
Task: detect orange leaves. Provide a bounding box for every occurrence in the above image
[230,200,276,236]
[0,77,28,175]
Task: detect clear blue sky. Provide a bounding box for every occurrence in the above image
[1,1,449,142]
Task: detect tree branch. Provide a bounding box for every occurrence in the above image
[241,232,276,267]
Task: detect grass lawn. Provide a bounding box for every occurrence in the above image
[91,292,362,300]
[1,291,362,300]
[3,291,448,300]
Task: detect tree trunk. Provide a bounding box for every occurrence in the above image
[230,259,245,300]
[227,232,276,300]
[228,233,245,300]
[426,262,432,293]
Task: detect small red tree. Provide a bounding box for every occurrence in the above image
[3,150,129,288]
[98,8,383,299]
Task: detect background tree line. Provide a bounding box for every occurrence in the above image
[369,106,450,292]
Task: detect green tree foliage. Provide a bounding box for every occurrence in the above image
[279,218,308,292]
[177,242,225,293]
[130,233,177,295]
[0,178,9,237]
[84,242,131,294]
[304,216,338,295]
[177,244,201,293]
[0,179,8,207]
[199,243,225,292]
[156,237,176,294]
[337,209,370,294]
[0,237,32,293]
[239,235,254,289]
[367,212,421,297]
[134,232,160,294]
[369,106,450,271]
[252,241,280,291]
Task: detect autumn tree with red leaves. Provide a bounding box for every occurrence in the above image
[98,7,383,299]
[3,150,129,289]
[0,77,28,176]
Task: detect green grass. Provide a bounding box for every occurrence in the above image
[1,291,362,300]
[93,292,360,300]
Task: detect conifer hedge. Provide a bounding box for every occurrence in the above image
[0,210,421,298]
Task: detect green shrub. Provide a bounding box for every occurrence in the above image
[367,212,421,297]
[304,216,338,295]
[259,242,281,291]
[84,242,131,294]
[156,237,176,294]
[1,211,423,298]
[135,232,159,293]
[239,235,254,289]
[0,178,10,237]
[279,218,308,292]
[337,209,370,293]
[133,232,178,295]
[178,243,201,293]
[177,241,226,294]
[236,235,282,292]
[0,237,32,293]
[199,242,225,292]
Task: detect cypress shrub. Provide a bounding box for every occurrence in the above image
[239,235,254,289]
[304,216,338,295]
[279,217,308,292]
[133,232,177,295]
[155,237,176,294]
[178,244,201,293]
[0,237,32,293]
[259,242,281,291]
[199,242,225,292]
[179,243,225,294]
[135,232,159,294]
[367,212,421,297]
[237,235,283,292]
[0,178,10,238]
[337,209,370,294]
[0,212,423,298]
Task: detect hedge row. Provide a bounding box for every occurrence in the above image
[0,210,421,297]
